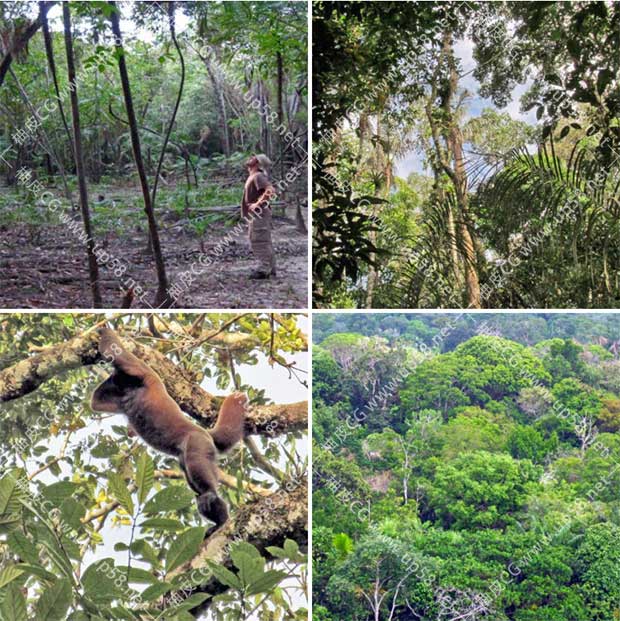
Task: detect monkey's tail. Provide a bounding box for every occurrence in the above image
[210,392,248,451]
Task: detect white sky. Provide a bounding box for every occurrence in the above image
[44,2,191,39]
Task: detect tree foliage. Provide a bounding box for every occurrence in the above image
[0,313,308,621]
[313,313,620,621]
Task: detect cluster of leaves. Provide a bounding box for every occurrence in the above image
[313,315,620,621]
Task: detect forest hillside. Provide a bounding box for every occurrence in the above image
[313,313,620,621]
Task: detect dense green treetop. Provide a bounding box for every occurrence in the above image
[313,314,620,621]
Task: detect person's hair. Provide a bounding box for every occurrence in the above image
[245,155,259,169]
[255,153,272,172]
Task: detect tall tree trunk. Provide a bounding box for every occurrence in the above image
[446,48,480,308]
[62,3,102,307]
[259,80,270,156]
[40,1,73,163]
[92,27,103,182]
[426,31,481,308]
[276,50,284,179]
[109,1,170,307]
[201,51,230,159]
[151,2,185,214]
[446,202,460,284]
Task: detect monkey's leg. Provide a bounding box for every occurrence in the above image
[178,453,202,495]
[182,432,229,536]
[91,376,124,413]
[98,328,153,381]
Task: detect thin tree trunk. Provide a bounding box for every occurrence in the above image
[201,51,230,159]
[276,50,284,179]
[259,80,270,156]
[62,3,102,307]
[8,67,73,203]
[92,28,102,182]
[40,1,73,162]
[151,1,185,214]
[109,1,170,307]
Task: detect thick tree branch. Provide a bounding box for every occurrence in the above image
[0,2,54,88]
[0,331,307,435]
[167,480,308,613]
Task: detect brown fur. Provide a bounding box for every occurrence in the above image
[91,328,247,533]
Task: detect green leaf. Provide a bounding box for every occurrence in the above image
[140,581,174,602]
[35,578,72,621]
[0,471,27,516]
[1,583,27,621]
[0,565,24,589]
[122,567,158,584]
[41,481,79,505]
[230,542,261,559]
[60,499,86,531]
[7,531,39,564]
[82,559,125,603]
[139,517,185,532]
[245,569,287,596]
[15,563,57,583]
[166,592,211,613]
[38,534,73,579]
[265,545,286,558]
[231,551,264,588]
[134,451,154,506]
[166,527,205,573]
[206,561,242,590]
[108,473,134,516]
[143,486,194,514]
[283,539,300,558]
[332,533,353,558]
[129,539,160,567]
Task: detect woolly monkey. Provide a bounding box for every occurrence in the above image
[91,328,247,534]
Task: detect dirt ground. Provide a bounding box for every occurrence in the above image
[0,209,308,309]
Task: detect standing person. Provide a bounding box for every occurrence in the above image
[241,154,276,279]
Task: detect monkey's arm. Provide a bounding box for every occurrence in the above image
[91,375,124,413]
[98,328,153,380]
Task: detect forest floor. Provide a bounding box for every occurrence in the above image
[0,179,307,308]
